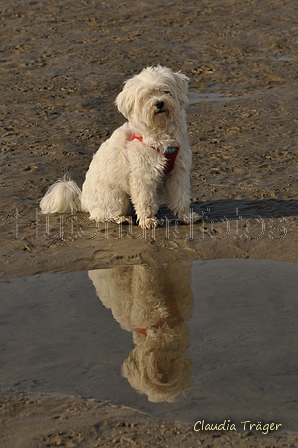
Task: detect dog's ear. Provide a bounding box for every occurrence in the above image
[115,79,135,119]
[173,71,190,107]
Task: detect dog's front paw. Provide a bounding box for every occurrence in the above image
[179,211,202,224]
[139,217,164,229]
[111,216,130,224]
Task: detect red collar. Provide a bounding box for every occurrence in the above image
[130,133,144,144]
[137,314,184,335]
[129,133,180,175]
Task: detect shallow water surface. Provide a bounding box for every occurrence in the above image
[1,259,298,429]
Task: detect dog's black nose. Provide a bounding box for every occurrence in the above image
[155,101,164,110]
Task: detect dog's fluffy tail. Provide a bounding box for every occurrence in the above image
[40,175,82,213]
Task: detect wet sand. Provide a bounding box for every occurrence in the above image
[2,402,298,448]
[1,0,298,446]
[2,388,298,448]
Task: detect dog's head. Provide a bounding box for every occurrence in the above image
[115,66,189,132]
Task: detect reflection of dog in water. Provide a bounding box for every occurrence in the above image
[89,263,193,402]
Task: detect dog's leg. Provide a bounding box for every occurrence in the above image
[166,168,190,216]
[129,176,162,228]
[166,168,201,223]
[86,186,132,223]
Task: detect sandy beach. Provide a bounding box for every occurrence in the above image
[1,388,298,448]
[1,0,298,446]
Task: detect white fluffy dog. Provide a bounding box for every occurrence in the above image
[40,66,193,228]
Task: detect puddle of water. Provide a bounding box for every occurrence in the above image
[273,56,293,62]
[188,92,236,104]
[245,56,293,62]
[1,259,298,429]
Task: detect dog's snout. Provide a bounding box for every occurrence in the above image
[155,100,164,110]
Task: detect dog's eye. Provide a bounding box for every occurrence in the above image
[164,90,171,95]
